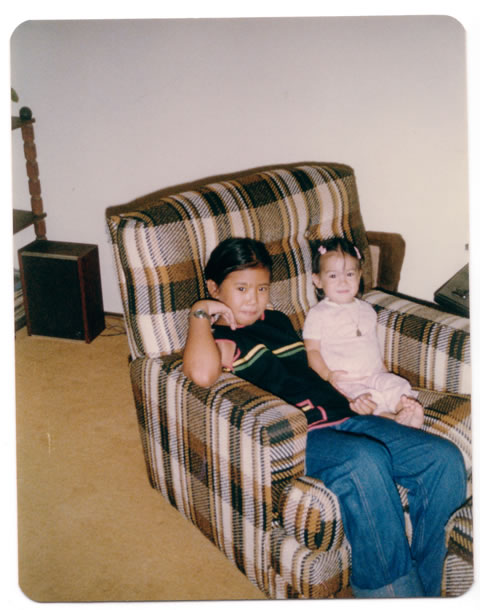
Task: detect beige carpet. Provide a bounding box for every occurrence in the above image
[15,317,266,603]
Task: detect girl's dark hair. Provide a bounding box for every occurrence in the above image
[205,237,273,286]
[311,237,364,299]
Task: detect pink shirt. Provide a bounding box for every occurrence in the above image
[303,298,385,378]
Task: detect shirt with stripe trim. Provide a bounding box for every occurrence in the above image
[212,309,353,429]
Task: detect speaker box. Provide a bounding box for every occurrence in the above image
[19,240,105,342]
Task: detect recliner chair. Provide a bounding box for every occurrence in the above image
[106,163,471,598]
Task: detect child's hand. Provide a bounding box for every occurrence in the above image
[192,299,237,330]
[327,369,349,390]
[349,393,377,415]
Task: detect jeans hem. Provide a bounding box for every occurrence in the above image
[351,565,425,598]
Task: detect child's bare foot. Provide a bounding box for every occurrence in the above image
[349,393,377,415]
[395,395,424,428]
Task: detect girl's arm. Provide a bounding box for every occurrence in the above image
[182,299,235,387]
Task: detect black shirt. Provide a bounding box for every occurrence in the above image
[213,309,354,429]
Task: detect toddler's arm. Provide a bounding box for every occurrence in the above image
[304,338,331,380]
[304,338,348,387]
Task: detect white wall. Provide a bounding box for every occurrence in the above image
[10,16,469,313]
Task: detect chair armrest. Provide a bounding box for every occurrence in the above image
[366,231,405,291]
[363,290,470,394]
[130,353,308,519]
[277,476,346,552]
[441,497,473,597]
[421,391,472,486]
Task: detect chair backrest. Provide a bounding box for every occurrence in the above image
[107,163,372,360]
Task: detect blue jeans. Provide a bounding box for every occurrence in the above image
[305,416,467,597]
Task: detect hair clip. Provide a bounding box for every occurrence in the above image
[354,246,362,260]
[318,246,327,255]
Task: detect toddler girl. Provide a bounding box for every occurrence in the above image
[182,236,466,598]
[303,237,424,428]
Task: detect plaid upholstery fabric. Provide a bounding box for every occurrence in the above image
[364,290,470,395]
[107,163,472,598]
[278,476,346,552]
[270,524,351,598]
[441,498,473,597]
[419,389,471,485]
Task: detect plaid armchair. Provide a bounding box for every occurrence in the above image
[106,163,471,599]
